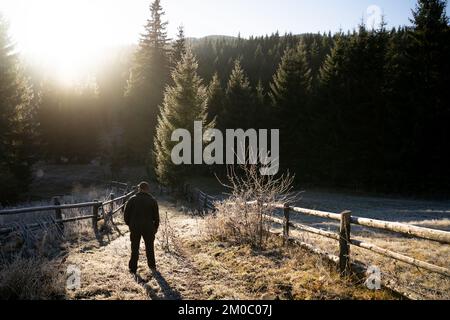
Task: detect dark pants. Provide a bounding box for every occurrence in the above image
[129,230,156,272]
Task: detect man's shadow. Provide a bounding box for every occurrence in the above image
[133,271,182,300]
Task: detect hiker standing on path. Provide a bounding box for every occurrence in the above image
[124,181,160,273]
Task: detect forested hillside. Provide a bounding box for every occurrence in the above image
[188,10,450,194]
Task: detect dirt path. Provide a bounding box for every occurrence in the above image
[65,197,260,300]
[65,199,209,300]
[64,197,395,300]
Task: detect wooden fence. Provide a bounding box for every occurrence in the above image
[181,184,217,215]
[266,203,450,278]
[181,185,450,281]
[0,183,137,239]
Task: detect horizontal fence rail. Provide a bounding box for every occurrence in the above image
[0,183,137,240]
[193,194,450,283]
[182,184,217,215]
[102,191,136,207]
[268,202,450,244]
[265,213,450,277]
[266,215,340,241]
[350,216,450,244]
[0,202,101,216]
[350,238,450,277]
[252,201,450,279]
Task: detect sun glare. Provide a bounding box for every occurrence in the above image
[0,0,143,86]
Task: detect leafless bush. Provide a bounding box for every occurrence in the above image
[157,212,179,253]
[206,164,299,248]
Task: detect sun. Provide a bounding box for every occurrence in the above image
[1,0,117,86]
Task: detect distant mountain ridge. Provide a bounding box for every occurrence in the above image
[186,35,238,44]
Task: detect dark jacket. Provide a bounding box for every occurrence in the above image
[124,192,160,234]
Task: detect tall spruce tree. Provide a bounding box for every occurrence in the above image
[411,0,449,30]
[404,0,450,191]
[172,25,187,66]
[154,50,210,186]
[0,16,38,204]
[318,24,391,188]
[125,0,171,165]
[269,42,312,174]
[270,42,312,116]
[221,60,255,130]
[206,73,224,123]
[254,79,269,129]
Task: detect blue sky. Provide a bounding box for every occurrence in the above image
[162,0,450,38]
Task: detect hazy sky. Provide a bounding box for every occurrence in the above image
[1,0,448,84]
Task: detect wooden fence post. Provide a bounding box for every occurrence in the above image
[339,210,352,276]
[53,196,64,232]
[283,204,290,245]
[109,193,115,221]
[92,200,101,237]
[122,188,128,206]
[110,193,115,211]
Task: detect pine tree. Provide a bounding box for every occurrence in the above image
[308,39,322,91]
[403,0,450,191]
[154,50,210,186]
[269,42,312,173]
[172,25,187,66]
[124,0,171,165]
[411,0,449,31]
[221,60,255,130]
[0,16,38,204]
[318,24,392,188]
[255,80,265,103]
[270,42,311,115]
[206,73,224,123]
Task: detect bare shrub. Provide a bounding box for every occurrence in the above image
[206,164,299,248]
[157,212,179,253]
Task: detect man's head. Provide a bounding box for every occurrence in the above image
[138,181,150,193]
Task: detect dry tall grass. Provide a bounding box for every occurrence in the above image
[0,255,66,300]
[0,186,124,300]
[285,226,450,300]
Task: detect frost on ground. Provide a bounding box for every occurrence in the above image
[195,179,450,300]
[268,191,450,300]
[62,197,394,300]
[3,184,447,300]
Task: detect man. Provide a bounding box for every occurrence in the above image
[124,181,160,273]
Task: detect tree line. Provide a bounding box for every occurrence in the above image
[157,0,450,194]
[1,0,449,204]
